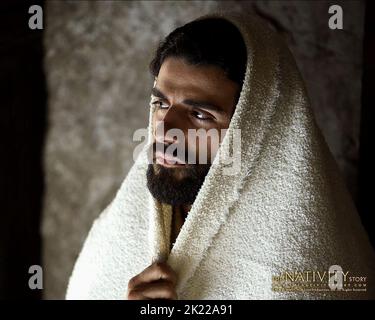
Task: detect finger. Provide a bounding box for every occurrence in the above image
[129,262,177,289]
[127,289,149,300]
[129,280,178,300]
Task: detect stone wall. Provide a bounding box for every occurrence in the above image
[43,0,365,299]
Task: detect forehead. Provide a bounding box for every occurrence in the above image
[156,57,239,108]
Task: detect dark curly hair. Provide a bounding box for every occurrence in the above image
[149,17,247,89]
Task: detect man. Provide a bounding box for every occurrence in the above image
[129,17,246,299]
[66,12,375,300]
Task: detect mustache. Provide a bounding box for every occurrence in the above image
[151,141,195,164]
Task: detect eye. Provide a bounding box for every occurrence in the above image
[192,110,213,121]
[151,99,169,110]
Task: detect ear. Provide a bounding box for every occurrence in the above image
[153,77,158,88]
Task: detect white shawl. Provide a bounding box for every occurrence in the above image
[66,11,375,300]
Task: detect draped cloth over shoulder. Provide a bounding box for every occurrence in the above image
[66,11,375,299]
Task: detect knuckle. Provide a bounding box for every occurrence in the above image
[127,287,146,300]
[128,276,137,289]
[153,262,168,276]
[152,262,177,283]
[127,290,137,300]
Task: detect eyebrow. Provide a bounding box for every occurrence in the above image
[151,87,167,100]
[151,87,224,113]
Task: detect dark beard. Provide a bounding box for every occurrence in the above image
[146,163,210,206]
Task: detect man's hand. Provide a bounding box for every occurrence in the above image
[127,262,178,300]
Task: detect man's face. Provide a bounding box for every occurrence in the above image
[147,56,240,206]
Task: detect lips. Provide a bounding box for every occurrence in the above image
[155,151,185,166]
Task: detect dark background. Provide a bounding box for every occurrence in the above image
[0,0,45,299]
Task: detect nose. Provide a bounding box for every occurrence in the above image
[154,105,184,144]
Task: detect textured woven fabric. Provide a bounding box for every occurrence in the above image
[66,11,375,299]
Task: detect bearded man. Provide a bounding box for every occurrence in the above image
[66,12,375,300]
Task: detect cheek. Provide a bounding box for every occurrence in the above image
[188,130,221,163]
[153,109,164,122]
[205,127,228,161]
[207,136,220,160]
[152,113,163,139]
[151,114,156,137]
